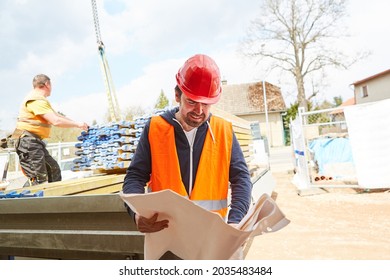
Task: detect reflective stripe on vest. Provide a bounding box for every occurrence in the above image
[148,115,233,218]
[16,92,52,139]
[17,118,52,128]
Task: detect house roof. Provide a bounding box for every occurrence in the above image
[351,69,390,86]
[329,97,355,114]
[215,81,286,115]
[340,97,356,107]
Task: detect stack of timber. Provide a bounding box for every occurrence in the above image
[2,174,126,197]
[211,107,263,178]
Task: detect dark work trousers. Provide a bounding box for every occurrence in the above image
[15,134,62,187]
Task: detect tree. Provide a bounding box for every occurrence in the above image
[241,0,364,111]
[332,95,343,107]
[48,112,82,143]
[48,126,81,143]
[122,106,145,121]
[154,89,169,109]
[103,109,113,123]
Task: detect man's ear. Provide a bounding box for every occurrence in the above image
[175,91,181,103]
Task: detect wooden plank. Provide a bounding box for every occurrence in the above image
[17,174,125,197]
[240,146,249,153]
[19,174,121,191]
[243,151,251,158]
[43,176,125,196]
[235,132,252,140]
[237,139,253,146]
[233,126,251,135]
[245,156,253,162]
[74,184,123,195]
[211,107,251,129]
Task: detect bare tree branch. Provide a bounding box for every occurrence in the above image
[239,0,366,110]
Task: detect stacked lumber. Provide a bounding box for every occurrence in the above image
[211,107,253,161]
[211,107,262,178]
[9,174,126,196]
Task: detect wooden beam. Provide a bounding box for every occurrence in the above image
[18,174,125,196]
[74,184,123,195]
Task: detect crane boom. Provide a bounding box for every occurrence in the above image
[91,0,122,122]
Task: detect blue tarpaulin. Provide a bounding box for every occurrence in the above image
[308,138,354,175]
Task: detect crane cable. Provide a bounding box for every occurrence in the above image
[91,0,122,122]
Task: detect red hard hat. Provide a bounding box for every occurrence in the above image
[176,54,222,104]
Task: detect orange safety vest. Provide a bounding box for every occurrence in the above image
[16,91,52,139]
[148,115,233,219]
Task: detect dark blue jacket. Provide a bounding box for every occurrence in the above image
[123,107,252,224]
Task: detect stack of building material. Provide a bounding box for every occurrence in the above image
[72,120,145,171]
[22,174,126,196]
[72,110,165,172]
[0,189,44,199]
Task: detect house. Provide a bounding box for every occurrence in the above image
[329,97,355,120]
[352,69,390,104]
[215,81,287,147]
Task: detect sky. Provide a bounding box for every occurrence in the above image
[0,0,389,133]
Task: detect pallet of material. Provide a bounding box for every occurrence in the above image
[13,174,125,196]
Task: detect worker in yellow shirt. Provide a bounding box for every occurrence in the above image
[12,74,89,187]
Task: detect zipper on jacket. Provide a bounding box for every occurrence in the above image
[187,128,197,196]
[172,117,197,196]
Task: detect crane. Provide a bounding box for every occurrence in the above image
[91,0,122,122]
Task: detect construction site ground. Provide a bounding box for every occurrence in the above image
[245,146,390,260]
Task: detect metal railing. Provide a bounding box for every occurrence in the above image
[291,106,359,189]
[1,142,78,179]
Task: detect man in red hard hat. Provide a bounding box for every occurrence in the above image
[123,54,252,259]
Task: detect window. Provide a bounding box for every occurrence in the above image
[250,122,261,140]
[361,85,368,98]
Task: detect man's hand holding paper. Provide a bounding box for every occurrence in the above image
[120,189,290,260]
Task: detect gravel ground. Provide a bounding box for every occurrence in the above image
[245,149,390,260]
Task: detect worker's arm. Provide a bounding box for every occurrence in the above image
[42,112,89,130]
[26,100,88,131]
[122,122,170,232]
[228,133,253,224]
[123,122,152,194]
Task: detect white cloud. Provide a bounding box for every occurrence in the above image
[52,92,107,126]
[117,58,181,109]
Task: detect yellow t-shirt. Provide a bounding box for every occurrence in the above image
[17,99,55,139]
[26,99,54,115]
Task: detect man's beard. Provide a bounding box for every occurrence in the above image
[183,112,206,128]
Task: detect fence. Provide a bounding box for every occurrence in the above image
[291,106,359,190]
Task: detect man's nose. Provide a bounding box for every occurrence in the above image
[193,102,203,114]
